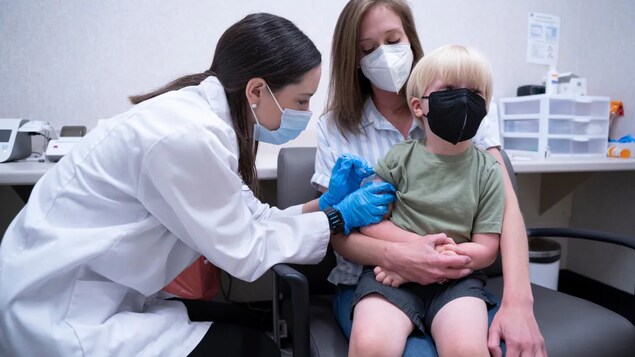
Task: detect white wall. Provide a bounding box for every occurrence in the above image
[2,1,634,146]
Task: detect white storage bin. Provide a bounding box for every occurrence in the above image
[548,118,608,135]
[547,137,608,156]
[503,119,540,133]
[572,138,607,154]
[548,138,572,154]
[499,95,610,159]
[549,119,573,134]
[504,137,539,152]
[500,98,540,115]
[549,99,575,115]
[581,120,608,135]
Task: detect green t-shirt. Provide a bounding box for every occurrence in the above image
[374,139,504,244]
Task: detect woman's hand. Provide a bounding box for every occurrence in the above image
[333,182,396,234]
[383,233,473,285]
[319,154,375,210]
[374,239,462,287]
[488,301,547,357]
[434,241,459,255]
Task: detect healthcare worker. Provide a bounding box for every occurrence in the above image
[0,13,395,357]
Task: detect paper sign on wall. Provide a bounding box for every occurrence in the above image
[526,12,560,66]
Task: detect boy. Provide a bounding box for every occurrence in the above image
[349,45,504,357]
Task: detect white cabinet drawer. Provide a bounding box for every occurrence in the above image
[548,118,608,135]
[499,95,610,159]
[548,137,608,155]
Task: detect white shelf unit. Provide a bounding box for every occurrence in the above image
[498,95,610,159]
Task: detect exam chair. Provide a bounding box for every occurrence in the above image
[272,147,635,357]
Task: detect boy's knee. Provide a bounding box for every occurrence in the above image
[350,328,403,357]
[437,338,488,357]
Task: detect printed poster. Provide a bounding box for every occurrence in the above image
[526,12,560,66]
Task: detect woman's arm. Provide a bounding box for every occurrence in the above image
[486,148,546,357]
[330,229,473,284]
[359,220,416,243]
[302,198,320,213]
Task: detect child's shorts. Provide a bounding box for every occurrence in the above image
[351,266,496,334]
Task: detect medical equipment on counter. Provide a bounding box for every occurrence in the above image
[1,119,58,163]
[45,125,87,162]
[0,119,31,162]
[46,137,82,162]
[18,120,58,140]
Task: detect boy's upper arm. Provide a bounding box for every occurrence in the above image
[471,232,501,251]
[473,162,505,234]
[374,146,402,187]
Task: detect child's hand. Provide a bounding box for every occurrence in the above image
[374,266,408,287]
[435,241,458,255]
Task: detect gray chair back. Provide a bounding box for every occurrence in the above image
[277,147,336,295]
[277,147,320,208]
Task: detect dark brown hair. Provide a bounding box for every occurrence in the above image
[327,0,423,135]
[130,13,321,189]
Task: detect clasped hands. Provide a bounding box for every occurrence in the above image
[374,233,472,287]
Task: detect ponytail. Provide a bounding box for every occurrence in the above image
[128,71,213,105]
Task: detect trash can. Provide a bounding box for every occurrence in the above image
[528,237,561,290]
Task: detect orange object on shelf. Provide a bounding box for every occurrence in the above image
[608,145,631,158]
[610,100,624,119]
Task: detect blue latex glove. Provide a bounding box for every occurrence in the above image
[319,154,375,211]
[334,182,396,235]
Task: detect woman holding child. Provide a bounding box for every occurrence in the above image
[312,1,546,356]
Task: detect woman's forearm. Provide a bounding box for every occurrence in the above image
[499,199,534,303]
[359,220,419,243]
[488,148,534,305]
[330,231,394,267]
[302,198,320,213]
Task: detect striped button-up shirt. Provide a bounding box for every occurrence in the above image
[311,98,501,285]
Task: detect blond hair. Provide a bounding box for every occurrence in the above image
[328,0,424,136]
[407,45,493,125]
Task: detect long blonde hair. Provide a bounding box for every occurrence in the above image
[406,45,493,126]
[327,0,424,136]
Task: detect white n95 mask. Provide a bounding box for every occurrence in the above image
[360,43,414,93]
[250,83,312,145]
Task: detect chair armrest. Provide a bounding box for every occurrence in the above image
[272,263,310,357]
[527,227,635,251]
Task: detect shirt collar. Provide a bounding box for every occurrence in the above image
[199,76,233,127]
[362,98,423,138]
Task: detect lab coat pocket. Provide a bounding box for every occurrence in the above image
[65,280,145,356]
[65,279,130,327]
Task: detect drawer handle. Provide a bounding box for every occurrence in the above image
[573,117,591,123]
[572,137,590,142]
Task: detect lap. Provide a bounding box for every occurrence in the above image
[334,283,503,357]
[352,267,495,334]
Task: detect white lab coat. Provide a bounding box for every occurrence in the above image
[0,76,330,356]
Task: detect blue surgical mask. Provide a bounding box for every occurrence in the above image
[250,83,312,145]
